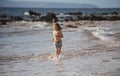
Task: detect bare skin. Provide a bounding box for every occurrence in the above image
[52,23,63,59]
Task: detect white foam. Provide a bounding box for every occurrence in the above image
[94,27,116,41]
[34,24,46,28]
[84,26,117,41]
[83,27,96,32]
[30,22,50,29]
[24,12,30,16]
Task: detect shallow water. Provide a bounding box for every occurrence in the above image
[0,21,120,76]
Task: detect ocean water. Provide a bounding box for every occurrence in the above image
[0,7,120,16]
[0,7,120,76]
[0,20,120,76]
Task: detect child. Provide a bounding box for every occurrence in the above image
[51,21,63,60]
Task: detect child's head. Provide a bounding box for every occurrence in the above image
[52,19,57,23]
[53,22,62,31]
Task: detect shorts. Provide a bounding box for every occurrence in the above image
[54,41,62,48]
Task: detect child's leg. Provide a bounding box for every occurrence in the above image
[50,48,58,59]
[57,48,61,55]
[56,47,61,58]
[55,48,59,58]
[55,41,62,59]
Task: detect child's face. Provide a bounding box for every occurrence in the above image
[53,24,58,31]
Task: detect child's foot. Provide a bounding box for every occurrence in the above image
[56,55,61,60]
[50,54,61,61]
[50,56,53,59]
[49,55,56,60]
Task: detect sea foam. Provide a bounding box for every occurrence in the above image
[84,26,117,41]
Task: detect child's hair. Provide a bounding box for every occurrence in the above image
[54,22,62,31]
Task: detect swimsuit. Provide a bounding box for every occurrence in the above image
[53,31,62,48]
[54,41,62,48]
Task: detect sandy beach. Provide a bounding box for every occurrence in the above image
[0,20,120,76]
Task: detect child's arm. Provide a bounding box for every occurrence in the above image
[52,38,54,42]
[59,31,63,38]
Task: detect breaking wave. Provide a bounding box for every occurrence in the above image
[84,26,120,42]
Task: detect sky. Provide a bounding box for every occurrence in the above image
[1,0,120,8]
